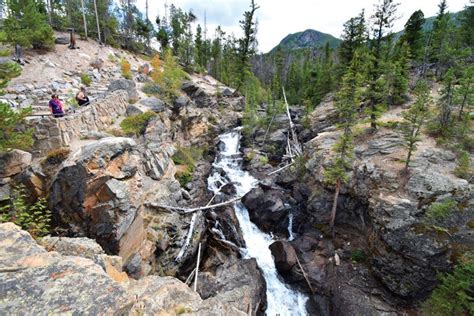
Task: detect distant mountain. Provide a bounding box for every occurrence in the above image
[269,29,341,53]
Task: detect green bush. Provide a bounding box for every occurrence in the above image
[423,254,474,315]
[425,199,457,222]
[0,49,10,57]
[119,111,156,136]
[0,102,33,152]
[80,73,92,87]
[0,185,52,238]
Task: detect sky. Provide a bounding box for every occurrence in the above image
[136,0,471,53]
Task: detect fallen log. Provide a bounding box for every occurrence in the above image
[146,196,243,214]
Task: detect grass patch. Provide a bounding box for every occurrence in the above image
[120,111,156,136]
[350,249,366,263]
[41,147,70,166]
[425,199,457,222]
[172,146,204,187]
[80,73,92,87]
[142,83,161,95]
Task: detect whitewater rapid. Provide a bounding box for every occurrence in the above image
[207,129,308,316]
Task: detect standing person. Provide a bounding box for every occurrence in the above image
[76,87,90,106]
[48,94,64,118]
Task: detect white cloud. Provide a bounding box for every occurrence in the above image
[136,0,471,53]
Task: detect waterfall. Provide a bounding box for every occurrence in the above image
[207,129,308,316]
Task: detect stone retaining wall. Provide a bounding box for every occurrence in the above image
[26,90,128,155]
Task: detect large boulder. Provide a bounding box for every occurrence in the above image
[49,137,146,262]
[107,79,138,102]
[242,185,290,236]
[139,96,166,113]
[0,149,32,178]
[269,240,297,274]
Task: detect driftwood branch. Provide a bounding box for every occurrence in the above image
[175,212,198,262]
[193,242,202,292]
[146,196,242,214]
[295,254,316,295]
[267,162,294,176]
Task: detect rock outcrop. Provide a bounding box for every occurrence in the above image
[49,137,149,264]
[0,223,248,315]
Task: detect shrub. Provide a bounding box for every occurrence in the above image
[423,253,474,315]
[172,146,205,187]
[0,185,52,238]
[0,49,10,57]
[120,111,156,136]
[80,73,92,87]
[120,59,132,80]
[425,199,457,222]
[150,49,185,100]
[350,249,366,263]
[42,148,70,166]
[142,83,161,95]
[454,151,472,180]
[0,60,22,88]
[259,155,269,165]
[0,102,33,152]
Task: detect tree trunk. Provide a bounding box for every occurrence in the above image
[329,180,341,237]
[404,145,413,172]
[458,80,470,120]
[80,0,88,40]
[93,0,101,43]
[47,0,52,25]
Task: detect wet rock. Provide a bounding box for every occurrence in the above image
[269,241,297,274]
[0,150,32,178]
[198,250,266,314]
[242,185,289,235]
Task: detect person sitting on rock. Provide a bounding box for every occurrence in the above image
[76,87,90,106]
[48,94,64,118]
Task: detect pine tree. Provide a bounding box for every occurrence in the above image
[367,0,399,131]
[401,80,431,172]
[194,24,205,68]
[458,5,474,48]
[235,0,259,93]
[430,0,458,78]
[390,41,410,105]
[401,10,425,61]
[455,65,473,120]
[324,49,366,235]
[339,10,367,72]
[4,0,54,49]
[437,68,455,135]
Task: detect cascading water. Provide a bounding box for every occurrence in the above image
[207,129,308,316]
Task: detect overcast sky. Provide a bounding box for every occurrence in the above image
[136,0,471,53]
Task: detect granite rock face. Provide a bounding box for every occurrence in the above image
[0,223,250,315]
[0,150,32,178]
[49,137,146,262]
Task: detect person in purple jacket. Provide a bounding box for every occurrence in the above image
[48,94,64,118]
